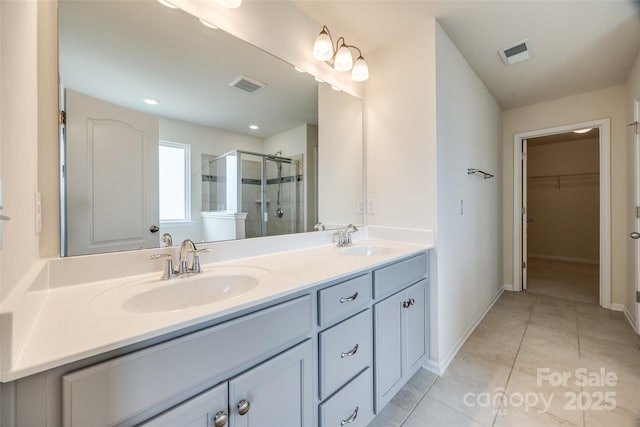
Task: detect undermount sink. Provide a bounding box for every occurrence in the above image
[123,274,260,313]
[91,267,269,314]
[340,245,393,256]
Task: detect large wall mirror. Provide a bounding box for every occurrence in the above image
[59,0,363,256]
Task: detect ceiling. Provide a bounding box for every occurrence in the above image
[293,0,640,110]
[59,0,318,138]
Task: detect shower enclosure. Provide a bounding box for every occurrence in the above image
[204,149,300,239]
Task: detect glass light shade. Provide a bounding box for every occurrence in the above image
[351,56,369,81]
[313,31,334,62]
[217,0,242,8]
[334,45,353,72]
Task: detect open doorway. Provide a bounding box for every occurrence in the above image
[513,119,611,309]
[525,129,600,304]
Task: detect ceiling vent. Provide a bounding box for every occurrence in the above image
[229,75,266,94]
[498,39,530,66]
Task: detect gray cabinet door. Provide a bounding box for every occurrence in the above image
[140,383,228,427]
[373,291,405,412]
[229,340,313,427]
[406,279,428,373]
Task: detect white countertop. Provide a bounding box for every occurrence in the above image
[1,237,431,382]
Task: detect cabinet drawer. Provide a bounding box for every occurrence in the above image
[62,295,312,427]
[318,274,371,326]
[373,253,428,299]
[319,368,373,427]
[319,310,372,399]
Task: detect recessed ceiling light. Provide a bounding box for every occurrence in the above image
[248,124,259,130]
[199,18,218,30]
[573,128,593,134]
[294,66,305,73]
[314,77,324,83]
[144,98,159,105]
[157,0,178,9]
[331,85,341,92]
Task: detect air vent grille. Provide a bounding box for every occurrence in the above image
[499,39,530,66]
[229,76,266,93]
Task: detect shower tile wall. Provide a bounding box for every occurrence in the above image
[201,154,227,211]
[242,159,262,239]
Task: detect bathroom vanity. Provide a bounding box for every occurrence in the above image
[0,238,431,427]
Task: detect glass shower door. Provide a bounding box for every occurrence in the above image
[264,157,298,237]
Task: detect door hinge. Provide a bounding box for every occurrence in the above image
[59,110,66,125]
[522,261,527,269]
[636,207,640,219]
[522,206,527,216]
[628,122,639,135]
[637,291,640,303]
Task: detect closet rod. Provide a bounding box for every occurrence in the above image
[528,172,599,180]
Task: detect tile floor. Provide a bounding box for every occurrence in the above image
[526,258,599,305]
[368,291,640,427]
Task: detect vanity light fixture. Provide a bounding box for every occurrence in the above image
[143,98,159,105]
[312,25,369,82]
[157,0,178,9]
[573,128,593,134]
[199,18,218,30]
[217,0,242,8]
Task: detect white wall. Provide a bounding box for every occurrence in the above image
[0,1,40,303]
[434,23,503,365]
[625,53,640,327]
[364,20,437,230]
[319,84,363,227]
[159,117,264,243]
[502,86,627,304]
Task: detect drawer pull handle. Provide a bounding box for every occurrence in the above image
[340,406,359,425]
[340,292,359,303]
[213,410,228,427]
[341,344,359,358]
[237,399,251,416]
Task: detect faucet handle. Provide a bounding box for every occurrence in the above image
[149,253,176,280]
[192,248,211,273]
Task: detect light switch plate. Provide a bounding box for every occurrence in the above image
[35,191,42,234]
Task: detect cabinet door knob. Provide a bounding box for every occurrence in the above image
[340,344,359,358]
[340,291,359,303]
[213,410,228,427]
[410,298,415,306]
[237,399,251,416]
[340,406,359,425]
[402,300,411,309]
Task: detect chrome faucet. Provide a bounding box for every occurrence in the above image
[149,239,209,280]
[314,222,325,231]
[336,224,358,247]
[179,239,197,274]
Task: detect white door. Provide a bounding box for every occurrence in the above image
[522,139,528,290]
[65,89,159,255]
[632,100,640,325]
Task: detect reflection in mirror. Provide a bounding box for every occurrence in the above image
[59,0,362,256]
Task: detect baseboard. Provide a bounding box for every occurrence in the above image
[503,283,514,291]
[619,305,639,335]
[528,254,599,265]
[610,303,625,312]
[429,286,505,376]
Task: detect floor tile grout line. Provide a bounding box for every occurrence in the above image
[490,293,538,427]
[397,379,437,426]
[417,392,491,427]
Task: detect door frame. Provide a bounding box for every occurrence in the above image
[633,98,640,326]
[512,118,611,308]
